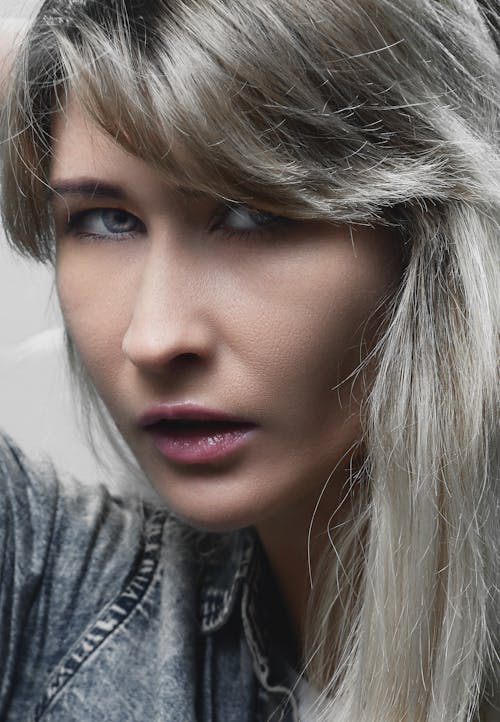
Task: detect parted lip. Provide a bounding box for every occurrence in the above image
[138,403,256,429]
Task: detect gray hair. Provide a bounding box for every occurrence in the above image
[1,1,499,719]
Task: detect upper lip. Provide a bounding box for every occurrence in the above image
[138,403,256,428]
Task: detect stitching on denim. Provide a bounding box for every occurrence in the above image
[199,538,254,633]
[33,510,165,721]
[241,558,298,722]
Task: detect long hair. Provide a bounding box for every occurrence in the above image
[1,1,499,720]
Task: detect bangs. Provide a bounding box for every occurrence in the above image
[50,0,450,221]
[3,0,497,260]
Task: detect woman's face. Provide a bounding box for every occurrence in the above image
[52,102,402,533]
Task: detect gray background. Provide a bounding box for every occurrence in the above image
[0,0,105,483]
[2,0,39,16]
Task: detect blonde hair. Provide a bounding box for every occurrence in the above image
[1,1,499,720]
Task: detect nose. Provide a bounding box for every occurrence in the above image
[121,239,215,373]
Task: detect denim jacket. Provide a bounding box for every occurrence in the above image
[0,433,299,721]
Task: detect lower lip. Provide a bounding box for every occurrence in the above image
[147,424,256,464]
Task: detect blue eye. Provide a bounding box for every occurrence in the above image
[223,205,280,231]
[67,208,143,239]
[216,204,289,240]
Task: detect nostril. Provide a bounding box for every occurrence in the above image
[124,348,211,379]
[167,351,209,372]
[122,319,215,370]
[175,352,203,362]
[164,353,206,377]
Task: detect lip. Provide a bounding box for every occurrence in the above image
[138,403,257,464]
[138,402,254,427]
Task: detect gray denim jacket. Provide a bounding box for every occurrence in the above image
[0,433,299,721]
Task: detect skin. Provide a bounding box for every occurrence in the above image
[51,101,403,643]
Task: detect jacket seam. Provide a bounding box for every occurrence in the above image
[32,509,165,721]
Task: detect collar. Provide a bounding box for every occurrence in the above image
[197,527,299,670]
[198,527,256,634]
[197,527,299,720]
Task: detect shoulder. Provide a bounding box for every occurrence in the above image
[0,427,222,621]
[0,431,172,718]
[0,430,149,578]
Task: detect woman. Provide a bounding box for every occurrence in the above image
[0,0,498,720]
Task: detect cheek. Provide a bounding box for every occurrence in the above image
[56,250,132,389]
[227,249,394,404]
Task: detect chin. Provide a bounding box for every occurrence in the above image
[166,505,254,534]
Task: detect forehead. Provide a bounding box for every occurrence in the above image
[51,101,137,180]
[49,100,224,217]
[50,99,217,207]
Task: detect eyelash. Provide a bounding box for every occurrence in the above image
[64,204,290,243]
[65,208,143,242]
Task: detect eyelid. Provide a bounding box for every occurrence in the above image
[57,200,292,243]
[63,207,145,240]
[211,202,287,231]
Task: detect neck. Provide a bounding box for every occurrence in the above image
[255,474,353,656]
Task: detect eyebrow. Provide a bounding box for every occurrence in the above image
[47,178,207,202]
[48,180,127,202]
